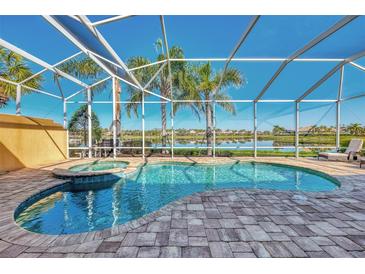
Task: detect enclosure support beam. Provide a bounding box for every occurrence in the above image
[63,98,67,129]
[66,130,69,159]
[341,92,365,102]
[336,66,344,150]
[210,15,260,158]
[336,101,341,151]
[214,16,260,98]
[44,15,145,98]
[86,50,170,101]
[255,15,357,102]
[0,76,62,100]
[78,15,144,90]
[67,99,337,104]
[66,76,111,101]
[0,38,89,89]
[253,102,257,158]
[349,61,365,73]
[44,15,118,78]
[142,89,145,159]
[16,84,21,115]
[91,15,135,27]
[160,15,174,158]
[87,87,92,158]
[19,51,83,85]
[298,48,365,102]
[170,58,345,62]
[295,102,300,158]
[213,102,216,158]
[63,98,69,158]
[112,77,117,158]
[129,60,167,72]
[171,102,174,158]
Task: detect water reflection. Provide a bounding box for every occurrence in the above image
[112,183,122,226]
[86,191,94,230]
[295,171,301,190]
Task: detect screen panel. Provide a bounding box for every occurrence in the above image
[299,102,336,156]
[215,102,254,157]
[257,102,295,157]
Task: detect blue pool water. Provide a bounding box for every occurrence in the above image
[15,162,339,235]
[69,161,128,172]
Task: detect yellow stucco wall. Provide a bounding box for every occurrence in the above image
[0,114,67,172]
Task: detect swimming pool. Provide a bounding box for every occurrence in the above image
[68,160,128,172]
[15,162,339,235]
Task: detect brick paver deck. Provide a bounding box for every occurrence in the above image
[1,157,365,258]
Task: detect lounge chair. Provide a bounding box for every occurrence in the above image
[318,139,363,161]
[360,158,365,168]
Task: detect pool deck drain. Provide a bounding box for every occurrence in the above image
[1,157,365,258]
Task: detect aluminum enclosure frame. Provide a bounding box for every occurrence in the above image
[1,15,365,159]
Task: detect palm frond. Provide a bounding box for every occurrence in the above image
[125,91,142,118]
[127,56,157,91]
[215,67,245,91]
[0,47,43,100]
[57,57,103,80]
[214,92,236,115]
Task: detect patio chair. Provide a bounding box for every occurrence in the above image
[360,158,365,168]
[318,139,363,161]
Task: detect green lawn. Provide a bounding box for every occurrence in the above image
[122,133,365,147]
[95,133,365,157]
[170,148,317,157]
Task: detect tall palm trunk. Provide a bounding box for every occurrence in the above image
[114,79,122,141]
[205,100,213,156]
[161,87,168,154]
[161,103,168,154]
[0,88,9,108]
[83,123,87,146]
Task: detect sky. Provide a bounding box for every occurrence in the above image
[1,15,365,131]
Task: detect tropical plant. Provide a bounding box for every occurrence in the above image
[58,56,115,141]
[272,125,286,135]
[0,47,43,108]
[68,104,102,144]
[125,39,195,153]
[317,125,328,134]
[347,123,363,136]
[174,62,245,156]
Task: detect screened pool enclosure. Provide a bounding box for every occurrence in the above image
[1,15,365,158]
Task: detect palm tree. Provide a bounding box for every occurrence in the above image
[175,62,245,156]
[0,47,43,108]
[125,39,193,154]
[318,125,328,134]
[58,56,112,142]
[347,123,363,136]
[272,125,286,135]
[68,104,102,145]
[308,125,318,135]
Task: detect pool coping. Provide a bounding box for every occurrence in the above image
[0,157,359,249]
[52,159,130,178]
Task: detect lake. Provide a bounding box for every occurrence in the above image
[146,139,335,151]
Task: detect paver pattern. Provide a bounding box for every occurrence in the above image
[1,157,365,258]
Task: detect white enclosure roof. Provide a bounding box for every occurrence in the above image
[1,15,365,102]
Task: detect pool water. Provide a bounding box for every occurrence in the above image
[69,161,128,172]
[16,162,339,235]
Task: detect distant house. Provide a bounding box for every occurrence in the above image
[68,133,83,146]
[299,126,313,134]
